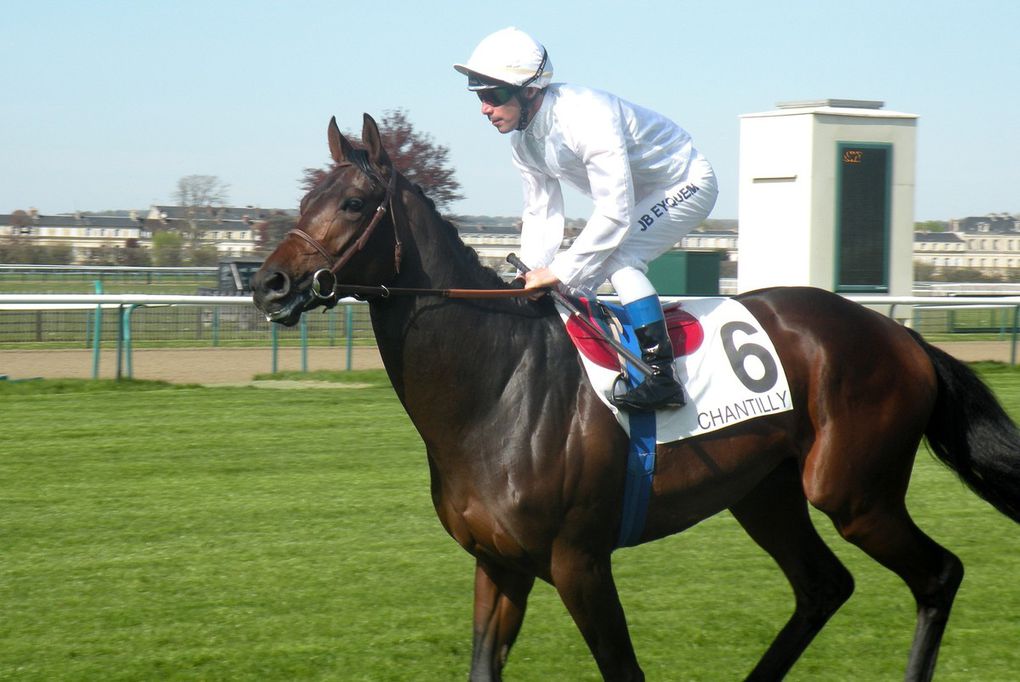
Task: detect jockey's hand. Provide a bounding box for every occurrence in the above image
[523,267,561,300]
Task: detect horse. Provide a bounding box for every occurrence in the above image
[251,114,1020,681]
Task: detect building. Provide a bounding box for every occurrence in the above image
[144,205,275,258]
[452,214,586,277]
[4,205,1018,282]
[914,220,1020,274]
[913,232,967,269]
[949,213,1020,234]
[0,205,296,262]
[0,208,150,260]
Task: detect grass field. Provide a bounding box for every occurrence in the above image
[2,367,1020,680]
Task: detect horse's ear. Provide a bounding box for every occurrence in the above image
[361,113,392,168]
[327,116,355,164]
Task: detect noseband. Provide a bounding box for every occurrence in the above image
[284,150,401,300]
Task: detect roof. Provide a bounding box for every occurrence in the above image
[914,232,964,243]
[148,205,297,222]
[0,213,145,229]
[741,99,918,121]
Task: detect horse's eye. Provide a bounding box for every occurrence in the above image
[342,198,365,212]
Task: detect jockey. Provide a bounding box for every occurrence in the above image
[454,27,718,412]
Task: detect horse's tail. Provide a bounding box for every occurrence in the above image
[911,329,1020,523]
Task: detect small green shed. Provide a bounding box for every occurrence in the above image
[645,250,722,296]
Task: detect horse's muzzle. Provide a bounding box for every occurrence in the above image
[251,267,306,326]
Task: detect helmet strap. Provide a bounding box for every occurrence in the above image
[516,88,544,131]
[514,47,548,131]
[517,95,531,131]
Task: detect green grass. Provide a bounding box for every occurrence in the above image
[2,368,1020,680]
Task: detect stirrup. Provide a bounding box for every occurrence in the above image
[611,372,686,412]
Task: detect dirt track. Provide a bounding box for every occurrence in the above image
[0,341,1014,384]
[1,347,385,384]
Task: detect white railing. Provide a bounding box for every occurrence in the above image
[0,294,363,380]
[0,294,252,308]
[1,294,1018,378]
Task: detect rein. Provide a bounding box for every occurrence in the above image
[331,283,534,300]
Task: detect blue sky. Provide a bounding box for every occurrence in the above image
[3,0,1017,221]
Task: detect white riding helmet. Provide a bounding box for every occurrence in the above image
[453,27,553,90]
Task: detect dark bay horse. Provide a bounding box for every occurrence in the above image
[251,114,1020,681]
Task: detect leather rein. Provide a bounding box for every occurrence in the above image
[283,153,531,302]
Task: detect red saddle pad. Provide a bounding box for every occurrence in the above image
[565,301,705,371]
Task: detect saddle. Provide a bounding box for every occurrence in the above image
[557,296,793,442]
[563,299,704,373]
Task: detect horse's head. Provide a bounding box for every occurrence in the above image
[252,114,400,326]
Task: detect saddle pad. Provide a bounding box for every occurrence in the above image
[561,297,794,444]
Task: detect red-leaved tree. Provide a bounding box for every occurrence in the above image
[301,109,463,211]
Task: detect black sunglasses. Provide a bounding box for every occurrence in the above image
[477,86,520,107]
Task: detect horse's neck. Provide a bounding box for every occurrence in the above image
[371,211,518,375]
[369,197,564,417]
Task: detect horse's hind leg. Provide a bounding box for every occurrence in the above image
[729,459,855,681]
[470,558,535,682]
[828,500,963,682]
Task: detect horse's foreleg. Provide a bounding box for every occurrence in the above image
[729,460,855,680]
[551,547,644,681]
[469,558,535,682]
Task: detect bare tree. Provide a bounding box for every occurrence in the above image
[172,175,230,257]
[174,175,230,208]
[302,109,463,210]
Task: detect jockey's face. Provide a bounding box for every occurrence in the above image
[479,88,542,134]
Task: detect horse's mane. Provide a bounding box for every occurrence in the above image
[407,183,511,291]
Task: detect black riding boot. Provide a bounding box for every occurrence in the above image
[611,320,686,411]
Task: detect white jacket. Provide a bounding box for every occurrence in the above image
[511,83,697,287]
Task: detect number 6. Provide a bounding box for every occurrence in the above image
[721,321,778,393]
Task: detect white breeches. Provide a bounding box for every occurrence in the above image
[586,154,718,303]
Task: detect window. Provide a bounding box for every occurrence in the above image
[835,143,891,292]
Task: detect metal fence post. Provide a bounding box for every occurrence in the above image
[115,304,125,381]
[345,303,353,371]
[1012,305,1018,366]
[271,323,279,374]
[91,280,103,379]
[328,306,337,346]
[300,314,309,373]
[124,305,139,379]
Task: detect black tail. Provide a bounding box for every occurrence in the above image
[911,330,1020,523]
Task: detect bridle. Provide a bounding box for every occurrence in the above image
[284,151,531,302]
[283,150,401,301]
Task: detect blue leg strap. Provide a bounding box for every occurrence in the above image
[623,294,664,329]
[598,300,657,549]
[615,410,656,548]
